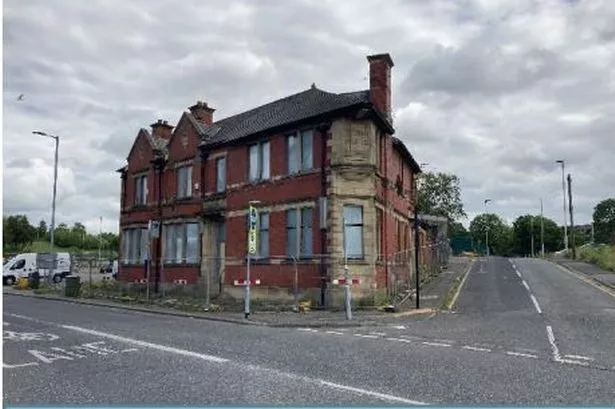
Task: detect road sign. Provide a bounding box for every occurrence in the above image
[333,276,360,285]
[234,279,261,286]
[36,253,57,270]
[247,205,258,255]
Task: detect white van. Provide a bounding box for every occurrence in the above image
[3,252,72,285]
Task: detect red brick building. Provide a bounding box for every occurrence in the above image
[117,52,422,305]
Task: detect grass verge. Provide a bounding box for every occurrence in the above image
[577,245,615,272]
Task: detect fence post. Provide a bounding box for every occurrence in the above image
[88,258,93,296]
[292,256,299,312]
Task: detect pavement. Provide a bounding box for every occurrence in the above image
[3,256,614,404]
[2,257,473,328]
[553,258,615,289]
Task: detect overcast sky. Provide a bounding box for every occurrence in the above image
[3,0,614,234]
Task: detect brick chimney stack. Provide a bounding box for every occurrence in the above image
[150,119,173,139]
[367,53,394,123]
[189,101,215,126]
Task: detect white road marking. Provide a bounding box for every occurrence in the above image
[318,380,428,405]
[386,338,412,343]
[564,354,594,361]
[434,339,456,344]
[121,348,139,353]
[297,328,318,332]
[354,334,378,339]
[391,325,406,330]
[506,351,538,359]
[522,280,530,291]
[61,323,427,404]
[400,335,423,341]
[515,271,522,278]
[421,341,452,348]
[557,358,590,366]
[369,332,387,336]
[462,346,491,352]
[553,264,615,299]
[530,295,543,314]
[546,325,561,361]
[3,361,40,369]
[62,325,229,363]
[447,259,474,310]
[325,330,344,335]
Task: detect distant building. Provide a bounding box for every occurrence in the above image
[117,53,424,306]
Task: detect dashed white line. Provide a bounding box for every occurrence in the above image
[515,271,522,278]
[297,328,319,333]
[391,325,406,330]
[506,351,538,359]
[369,332,387,337]
[522,280,530,291]
[462,346,492,352]
[325,330,344,335]
[386,337,412,343]
[530,294,543,314]
[121,348,139,353]
[564,354,594,361]
[421,341,452,348]
[354,334,378,339]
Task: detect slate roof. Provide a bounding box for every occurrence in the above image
[392,136,422,173]
[196,87,373,146]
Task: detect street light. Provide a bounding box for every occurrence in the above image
[555,160,568,251]
[33,131,59,283]
[484,199,492,257]
[245,200,261,319]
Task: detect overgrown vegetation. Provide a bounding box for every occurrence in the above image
[576,245,615,272]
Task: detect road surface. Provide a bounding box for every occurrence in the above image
[3,257,614,405]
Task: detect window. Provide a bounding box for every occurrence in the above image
[176,165,192,198]
[343,205,364,259]
[287,208,313,258]
[258,212,269,258]
[11,259,25,270]
[249,141,270,182]
[287,130,313,174]
[216,157,226,193]
[163,222,200,264]
[135,175,147,205]
[122,227,149,264]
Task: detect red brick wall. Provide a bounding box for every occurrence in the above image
[119,265,200,284]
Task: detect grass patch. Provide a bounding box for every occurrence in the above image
[577,245,615,272]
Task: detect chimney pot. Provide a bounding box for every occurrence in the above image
[189,100,215,126]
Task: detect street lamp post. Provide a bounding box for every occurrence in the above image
[555,160,568,251]
[484,199,492,257]
[540,198,545,258]
[33,131,59,284]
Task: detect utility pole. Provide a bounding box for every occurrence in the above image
[567,174,576,259]
[414,201,420,309]
[530,216,535,258]
[556,160,568,251]
[540,198,545,258]
[98,216,103,261]
[484,199,491,257]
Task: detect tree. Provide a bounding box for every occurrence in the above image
[469,213,512,256]
[53,223,74,248]
[71,222,87,247]
[37,220,48,240]
[3,214,37,252]
[448,221,468,237]
[512,215,563,256]
[417,172,466,222]
[593,198,615,244]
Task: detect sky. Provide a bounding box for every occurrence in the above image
[3,0,615,235]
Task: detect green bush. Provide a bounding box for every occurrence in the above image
[578,245,615,272]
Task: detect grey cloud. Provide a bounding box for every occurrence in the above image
[3,0,614,234]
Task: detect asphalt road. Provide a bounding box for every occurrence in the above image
[3,257,615,405]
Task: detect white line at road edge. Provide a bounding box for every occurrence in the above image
[61,324,427,405]
[553,263,615,299]
[530,295,543,314]
[447,259,475,310]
